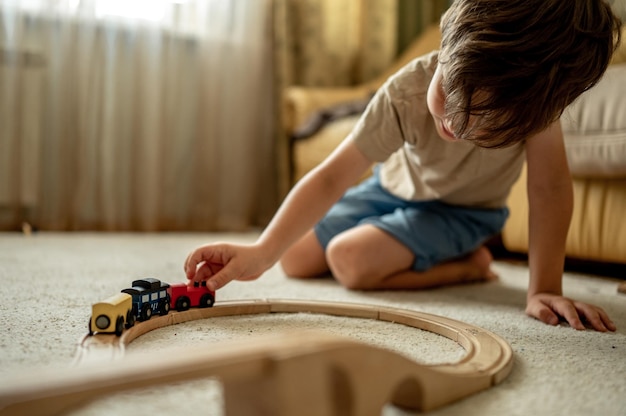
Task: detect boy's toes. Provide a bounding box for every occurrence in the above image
[465,246,498,282]
[485,268,499,281]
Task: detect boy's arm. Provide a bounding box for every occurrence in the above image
[257,138,373,264]
[524,121,615,332]
[184,138,373,290]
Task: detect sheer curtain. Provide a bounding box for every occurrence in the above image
[0,0,277,231]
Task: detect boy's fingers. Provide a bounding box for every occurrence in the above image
[598,310,617,332]
[575,304,616,332]
[186,264,234,291]
[558,303,585,331]
[184,251,202,279]
[205,266,237,291]
[184,245,221,279]
[528,295,616,332]
[193,262,214,282]
[527,302,559,326]
[586,314,609,332]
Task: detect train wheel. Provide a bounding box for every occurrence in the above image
[175,296,190,312]
[88,319,93,336]
[199,294,215,308]
[125,310,136,329]
[115,316,124,336]
[159,300,170,316]
[141,307,152,321]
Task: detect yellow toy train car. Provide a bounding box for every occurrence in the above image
[89,292,136,336]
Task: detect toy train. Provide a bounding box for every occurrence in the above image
[89,278,216,336]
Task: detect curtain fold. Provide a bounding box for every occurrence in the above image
[396,0,449,55]
[273,0,398,89]
[1,0,278,231]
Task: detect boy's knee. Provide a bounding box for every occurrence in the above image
[280,234,328,279]
[278,253,302,278]
[326,236,375,290]
[278,258,302,279]
[280,253,318,279]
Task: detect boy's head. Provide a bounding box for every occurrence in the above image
[438,0,622,148]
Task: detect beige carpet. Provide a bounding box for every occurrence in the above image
[0,232,625,415]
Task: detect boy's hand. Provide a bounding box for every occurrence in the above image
[526,293,616,332]
[184,243,269,291]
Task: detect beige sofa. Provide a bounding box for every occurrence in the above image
[284,25,626,266]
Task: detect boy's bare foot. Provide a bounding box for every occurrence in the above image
[366,246,499,290]
[468,246,499,281]
[431,246,498,284]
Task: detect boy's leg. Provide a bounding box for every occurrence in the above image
[326,224,495,290]
[281,170,391,279]
[280,229,330,278]
[376,247,496,290]
[280,223,496,288]
[280,170,504,287]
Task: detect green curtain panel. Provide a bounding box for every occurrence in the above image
[396,0,449,56]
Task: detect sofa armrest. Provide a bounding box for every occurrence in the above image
[282,24,444,138]
[282,86,373,137]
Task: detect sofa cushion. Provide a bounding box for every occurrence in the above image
[561,63,626,178]
[503,165,626,264]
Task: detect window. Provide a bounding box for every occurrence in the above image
[96,0,167,22]
[4,0,191,24]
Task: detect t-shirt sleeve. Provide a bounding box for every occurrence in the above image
[349,82,406,162]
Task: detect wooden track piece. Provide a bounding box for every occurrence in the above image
[0,299,513,416]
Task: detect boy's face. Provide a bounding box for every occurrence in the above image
[427,64,460,143]
[427,63,491,146]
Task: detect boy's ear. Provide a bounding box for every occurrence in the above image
[610,27,626,65]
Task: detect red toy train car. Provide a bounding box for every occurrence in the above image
[169,280,215,311]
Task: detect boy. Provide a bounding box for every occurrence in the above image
[185,0,622,332]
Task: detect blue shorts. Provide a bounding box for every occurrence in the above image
[314,171,509,271]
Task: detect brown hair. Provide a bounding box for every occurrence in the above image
[439,0,622,148]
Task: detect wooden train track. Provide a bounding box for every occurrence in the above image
[0,299,513,416]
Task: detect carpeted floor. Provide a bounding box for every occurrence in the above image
[0,232,625,415]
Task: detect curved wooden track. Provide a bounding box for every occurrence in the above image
[0,299,513,416]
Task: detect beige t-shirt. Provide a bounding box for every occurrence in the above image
[350,51,525,209]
